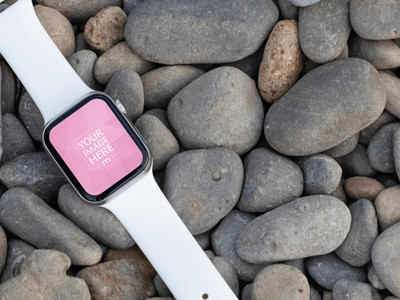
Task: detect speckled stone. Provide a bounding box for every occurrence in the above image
[344,176,384,201]
[333,279,372,300]
[68,50,101,90]
[368,263,386,290]
[18,92,44,142]
[359,112,397,147]
[337,144,377,178]
[375,186,400,231]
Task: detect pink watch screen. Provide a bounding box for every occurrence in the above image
[49,98,143,196]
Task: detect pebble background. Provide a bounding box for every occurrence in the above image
[0,0,399,299]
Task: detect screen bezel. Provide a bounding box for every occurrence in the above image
[43,93,150,203]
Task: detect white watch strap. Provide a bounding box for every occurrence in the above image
[0,0,92,124]
[103,171,238,300]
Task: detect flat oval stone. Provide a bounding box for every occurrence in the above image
[299,0,351,63]
[168,67,264,155]
[125,0,279,64]
[164,148,243,235]
[18,92,44,142]
[333,279,372,300]
[337,144,377,178]
[0,188,102,266]
[264,58,386,156]
[237,147,303,213]
[0,225,6,275]
[379,72,400,119]
[344,176,384,201]
[236,195,351,263]
[68,50,101,90]
[375,186,400,231]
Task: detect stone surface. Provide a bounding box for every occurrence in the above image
[368,263,386,290]
[252,264,310,300]
[75,32,90,52]
[242,284,253,300]
[34,5,75,57]
[210,256,240,296]
[168,67,264,155]
[125,0,279,64]
[258,20,304,103]
[306,253,368,290]
[84,6,127,52]
[344,177,384,201]
[77,259,156,299]
[0,61,16,115]
[323,133,359,158]
[379,72,400,119]
[0,152,66,204]
[264,58,386,156]
[278,0,299,20]
[153,274,171,297]
[393,129,400,182]
[360,112,397,147]
[0,250,90,299]
[337,144,377,178]
[299,0,351,63]
[142,65,205,109]
[105,68,144,121]
[335,199,378,267]
[0,225,6,275]
[18,92,44,142]
[164,148,243,235]
[222,45,264,80]
[68,50,101,90]
[237,147,303,213]
[310,285,322,300]
[0,188,102,266]
[58,184,134,249]
[237,195,351,263]
[135,114,179,171]
[94,42,155,85]
[288,0,322,7]
[144,109,170,129]
[330,177,349,204]
[375,186,400,231]
[194,231,211,250]
[333,279,373,300]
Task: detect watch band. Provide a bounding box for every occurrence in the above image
[0,0,92,124]
[103,171,238,300]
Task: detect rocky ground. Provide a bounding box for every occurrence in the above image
[0,0,399,299]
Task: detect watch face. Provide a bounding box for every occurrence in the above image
[43,93,149,202]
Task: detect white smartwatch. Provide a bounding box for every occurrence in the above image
[0,1,238,299]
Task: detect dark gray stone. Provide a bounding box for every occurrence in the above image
[164,148,243,235]
[299,0,351,63]
[375,186,400,231]
[125,0,279,64]
[0,4,9,13]
[393,130,400,182]
[330,177,349,204]
[237,195,351,263]
[194,231,210,250]
[123,0,139,14]
[75,32,90,52]
[283,258,306,274]
[210,256,240,296]
[379,72,400,119]
[0,225,6,275]
[368,263,386,290]
[333,279,372,300]
[68,50,101,90]
[265,58,386,156]
[337,144,377,178]
[359,112,397,147]
[306,253,367,290]
[168,67,264,155]
[153,274,171,297]
[18,92,44,142]
[0,188,102,266]
[143,109,170,129]
[278,0,299,20]
[288,0,321,7]
[310,285,322,300]
[242,284,253,300]
[105,68,144,121]
[323,133,359,158]
[0,60,16,115]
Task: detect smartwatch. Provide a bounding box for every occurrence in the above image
[0,1,238,299]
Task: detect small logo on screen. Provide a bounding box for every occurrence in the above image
[74,128,119,170]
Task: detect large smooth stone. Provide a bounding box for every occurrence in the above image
[236,195,351,263]
[264,58,386,156]
[124,0,279,64]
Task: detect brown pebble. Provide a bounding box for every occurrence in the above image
[344,176,384,201]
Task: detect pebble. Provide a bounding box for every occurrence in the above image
[278,0,299,20]
[379,72,400,119]
[58,184,134,249]
[368,123,400,174]
[288,0,322,7]
[333,279,373,300]
[124,0,279,64]
[335,199,378,267]
[77,259,156,299]
[310,285,322,300]
[306,253,368,290]
[153,274,172,297]
[142,65,205,109]
[393,129,400,181]
[258,20,304,103]
[18,92,44,142]
[168,67,264,155]
[301,154,342,195]
[0,225,6,275]
[144,109,170,129]
[34,5,75,57]
[194,231,211,250]
[337,144,377,177]
[0,113,35,164]
[84,6,127,52]
[211,209,268,282]
[375,186,400,230]
[368,263,386,290]
[0,250,90,299]
[135,114,179,171]
[350,0,400,40]
[330,178,349,204]
[283,258,306,274]
[236,195,351,263]
[323,133,359,158]
[75,32,90,52]
[222,45,264,80]
[242,284,253,300]
[94,41,155,85]
[299,0,351,63]
[68,50,101,90]
[0,187,102,266]
[264,58,386,156]
[105,68,144,121]
[0,4,9,13]
[164,148,243,234]
[251,264,310,300]
[359,112,397,146]
[210,256,240,296]
[237,147,303,213]
[0,61,17,115]
[324,291,334,300]
[344,176,384,201]
[35,0,123,23]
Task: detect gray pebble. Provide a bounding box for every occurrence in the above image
[18,91,44,142]
[283,258,306,274]
[0,187,102,266]
[210,256,240,296]
[125,0,279,64]
[368,263,386,290]
[164,148,243,235]
[58,184,134,249]
[379,72,400,119]
[105,68,144,121]
[0,225,6,275]
[367,123,400,174]
[0,60,16,115]
[237,195,351,263]
[143,109,170,129]
[329,177,349,204]
[337,144,377,178]
[335,199,378,267]
[123,0,138,14]
[333,279,372,300]
[306,253,367,290]
[299,0,351,63]
[393,128,400,182]
[154,274,172,297]
[135,114,179,171]
[385,297,400,300]
[211,210,268,282]
[288,0,321,7]
[375,185,400,231]
[0,4,9,13]
[324,291,334,300]
[310,285,322,300]
[264,58,386,156]
[278,0,299,20]
[1,113,35,164]
[335,44,349,61]
[359,112,397,147]
[323,133,359,158]
[68,50,101,90]
[75,32,90,52]
[237,147,303,213]
[194,231,211,250]
[168,67,264,155]
[241,284,253,300]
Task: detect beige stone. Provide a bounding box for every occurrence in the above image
[375,185,400,230]
[344,176,384,201]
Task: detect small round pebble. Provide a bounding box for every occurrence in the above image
[143,109,170,129]
[393,129,400,182]
[210,256,240,296]
[278,0,299,20]
[368,263,386,290]
[242,284,253,300]
[0,61,17,115]
[344,176,384,201]
[359,112,397,146]
[333,279,373,300]
[323,133,360,158]
[0,225,6,275]
[375,186,400,231]
[68,50,101,90]
[75,32,90,52]
[337,144,377,178]
[18,92,44,142]
[330,177,349,204]
[379,72,400,119]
